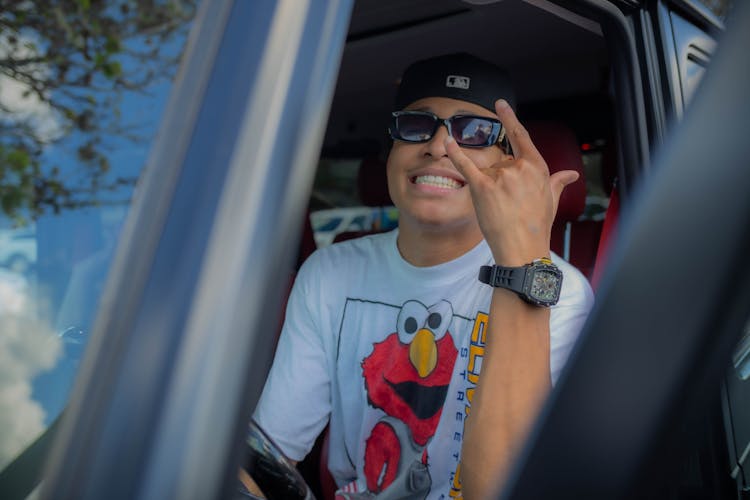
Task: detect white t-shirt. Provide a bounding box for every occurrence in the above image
[254,229,594,499]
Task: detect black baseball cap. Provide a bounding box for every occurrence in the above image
[395,53,516,112]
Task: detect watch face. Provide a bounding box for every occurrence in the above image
[529,269,561,303]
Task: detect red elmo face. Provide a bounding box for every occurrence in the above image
[361,301,458,446]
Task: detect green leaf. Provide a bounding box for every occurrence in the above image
[1,189,24,216]
[104,36,121,54]
[99,157,110,173]
[103,61,122,79]
[6,149,31,171]
[77,144,96,161]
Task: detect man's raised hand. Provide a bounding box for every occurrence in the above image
[444,99,579,266]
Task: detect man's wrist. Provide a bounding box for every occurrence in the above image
[488,245,551,268]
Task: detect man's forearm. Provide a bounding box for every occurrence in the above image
[460,287,551,499]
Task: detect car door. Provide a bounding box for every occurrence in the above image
[637,2,749,496]
[5,0,746,499]
[726,334,750,498]
[503,1,750,499]
[31,1,353,499]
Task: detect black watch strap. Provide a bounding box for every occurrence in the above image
[478,264,526,293]
[478,258,562,307]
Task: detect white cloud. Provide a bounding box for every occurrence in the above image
[0,272,61,470]
[0,33,63,142]
[0,270,27,315]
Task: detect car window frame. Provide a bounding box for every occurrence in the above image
[503,2,750,497]
[562,0,651,201]
[40,1,353,499]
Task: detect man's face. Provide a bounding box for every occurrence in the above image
[386,96,510,233]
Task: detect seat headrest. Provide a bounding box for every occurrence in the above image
[525,121,587,223]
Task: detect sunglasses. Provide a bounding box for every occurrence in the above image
[389,110,511,151]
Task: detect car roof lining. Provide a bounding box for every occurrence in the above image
[323,0,610,155]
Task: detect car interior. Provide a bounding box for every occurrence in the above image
[279,1,743,498]
[303,0,617,284]
[294,1,618,332]
[288,0,618,497]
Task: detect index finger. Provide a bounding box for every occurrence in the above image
[444,136,484,186]
[494,99,544,164]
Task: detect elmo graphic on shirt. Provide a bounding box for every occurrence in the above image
[360,300,458,498]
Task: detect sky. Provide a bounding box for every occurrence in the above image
[0,269,61,469]
[0,15,193,468]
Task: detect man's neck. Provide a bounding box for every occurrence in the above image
[396,219,484,267]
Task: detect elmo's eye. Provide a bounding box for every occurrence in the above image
[427,313,441,329]
[426,301,453,340]
[404,317,418,334]
[397,301,428,344]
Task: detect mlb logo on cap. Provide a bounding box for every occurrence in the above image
[446,75,470,90]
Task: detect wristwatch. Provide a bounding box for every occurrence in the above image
[478,257,563,307]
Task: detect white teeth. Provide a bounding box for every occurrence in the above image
[414,175,462,189]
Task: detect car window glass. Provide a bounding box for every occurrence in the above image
[694,0,734,21]
[0,1,195,472]
[670,11,717,106]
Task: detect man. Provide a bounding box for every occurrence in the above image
[253,53,593,499]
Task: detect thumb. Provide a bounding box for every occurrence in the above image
[550,169,580,215]
[550,170,580,197]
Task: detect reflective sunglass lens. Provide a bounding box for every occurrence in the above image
[391,113,500,147]
[396,114,436,141]
[452,117,496,146]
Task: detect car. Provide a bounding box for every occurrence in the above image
[0,0,747,499]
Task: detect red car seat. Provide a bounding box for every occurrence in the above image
[525,121,599,280]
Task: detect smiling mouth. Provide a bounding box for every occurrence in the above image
[412,174,464,189]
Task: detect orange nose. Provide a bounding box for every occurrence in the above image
[409,328,437,378]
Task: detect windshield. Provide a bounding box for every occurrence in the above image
[0,0,195,474]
